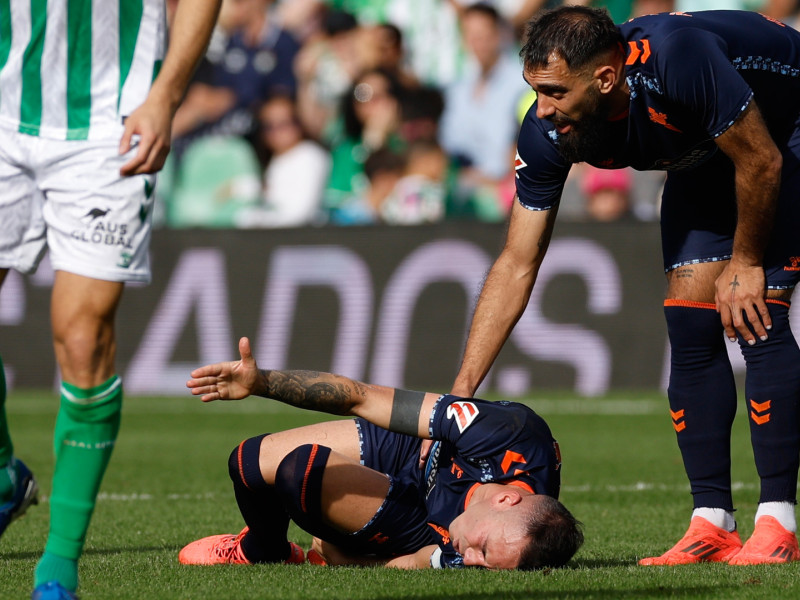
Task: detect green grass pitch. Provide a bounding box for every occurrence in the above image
[2,390,799,599]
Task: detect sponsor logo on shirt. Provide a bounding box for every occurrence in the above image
[446,401,479,433]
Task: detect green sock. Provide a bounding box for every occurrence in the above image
[34,376,122,590]
[0,355,15,501]
[34,553,78,592]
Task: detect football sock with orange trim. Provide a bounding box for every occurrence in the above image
[665,303,737,511]
[227,434,293,563]
[738,301,800,505]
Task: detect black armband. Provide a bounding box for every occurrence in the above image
[388,389,425,436]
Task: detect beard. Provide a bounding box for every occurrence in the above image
[552,89,616,164]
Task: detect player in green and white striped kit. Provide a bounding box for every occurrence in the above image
[0,1,221,598]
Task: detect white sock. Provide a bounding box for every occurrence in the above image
[692,507,736,532]
[755,502,796,532]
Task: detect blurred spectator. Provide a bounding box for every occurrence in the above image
[631,0,675,17]
[295,9,370,141]
[361,148,407,223]
[234,95,332,228]
[368,22,420,88]
[381,140,448,224]
[324,68,406,224]
[580,167,638,223]
[439,3,529,217]
[758,0,800,29]
[399,85,445,144]
[172,0,300,143]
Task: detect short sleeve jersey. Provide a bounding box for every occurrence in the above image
[515,10,800,210]
[423,394,561,568]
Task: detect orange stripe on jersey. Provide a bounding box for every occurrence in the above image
[300,444,319,513]
[464,483,481,510]
[506,480,535,495]
[664,299,716,310]
[237,440,249,489]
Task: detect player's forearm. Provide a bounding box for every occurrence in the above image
[253,369,366,416]
[452,253,537,397]
[384,545,437,569]
[148,0,222,114]
[731,156,781,267]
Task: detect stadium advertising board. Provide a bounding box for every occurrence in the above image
[1,222,773,396]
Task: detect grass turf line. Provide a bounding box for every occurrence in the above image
[1,390,798,599]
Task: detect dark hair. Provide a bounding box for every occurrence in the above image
[341,68,403,140]
[378,22,403,48]
[518,496,584,570]
[463,2,502,27]
[520,6,623,72]
[323,9,358,36]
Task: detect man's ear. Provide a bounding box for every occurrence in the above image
[594,64,618,94]
[492,487,524,508]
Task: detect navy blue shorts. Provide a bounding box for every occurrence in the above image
[275,423,435,558]
[661,127,800,290]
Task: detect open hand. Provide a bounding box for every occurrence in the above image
[187,337,259,401]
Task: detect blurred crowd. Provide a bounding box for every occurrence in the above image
[157,0,800,228]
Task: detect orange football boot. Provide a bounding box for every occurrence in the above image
[639,517,742,565]
[307,548,328,565]
[179,527,306,565]
[729,516,800,565]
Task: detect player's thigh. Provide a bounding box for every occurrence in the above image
[38,137,156,284]
[762,127,800,299]
[0,131,47,275]
[259,419,360,484]
[661,154,736,302]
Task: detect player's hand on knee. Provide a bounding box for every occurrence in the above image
[186,337,260,401]
[715,262,770,344]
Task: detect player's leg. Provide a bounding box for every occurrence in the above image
[640,157,743,565]
[0,135,47,537]
[729,134,800,565]
[33,135,156,594]
[34,273,124,592]
[179,420,363,565]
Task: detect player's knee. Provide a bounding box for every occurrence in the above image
[52,319,114,380]
[275,444,332,514]
[228,434,271,489]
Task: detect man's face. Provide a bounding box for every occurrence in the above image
[525,54,615,163]
[447,493,529,569]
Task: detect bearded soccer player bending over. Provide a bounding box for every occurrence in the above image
[178,338,582,570]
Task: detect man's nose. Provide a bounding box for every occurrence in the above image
[536,96,554,120]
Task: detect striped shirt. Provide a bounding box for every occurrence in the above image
[0,0,166,140]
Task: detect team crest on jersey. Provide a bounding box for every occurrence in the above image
[446,401,479,433]
[513,150,526,178]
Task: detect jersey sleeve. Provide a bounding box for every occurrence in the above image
[655,27,753,138]
[428,395,539,458]
[514,103,571,210]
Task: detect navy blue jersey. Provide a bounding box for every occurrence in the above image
[516,10,800,210]
[422,395,561,567]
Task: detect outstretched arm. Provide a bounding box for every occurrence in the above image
[452,199,558,397]
[119,0,222,175]
[187,337,440,437]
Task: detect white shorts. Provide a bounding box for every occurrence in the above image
[0,124,155,283]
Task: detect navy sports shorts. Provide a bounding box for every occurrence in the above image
[661,126,800,290]
[276,425,435,558]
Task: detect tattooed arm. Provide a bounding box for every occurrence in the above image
[187,337,439,437]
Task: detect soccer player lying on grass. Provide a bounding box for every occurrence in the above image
[178,337,583,570]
